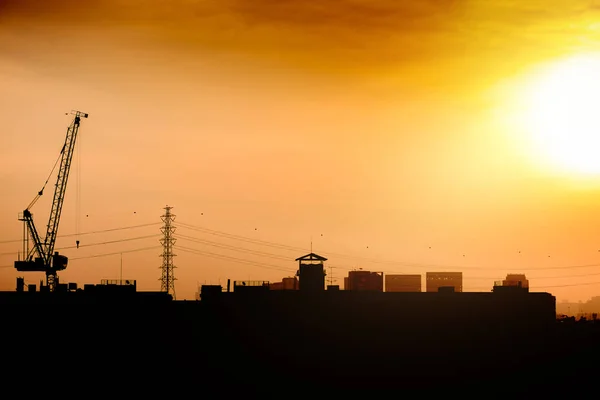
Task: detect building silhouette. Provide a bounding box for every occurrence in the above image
[426,272,463,292]
[270,276,299,290]
[502,274,529,289]
[295,253,327,292]
[345,270,384,291]
[385,274,421,292]
[491,274,529,293]
[197,254,556,334]
[5,251,596,391]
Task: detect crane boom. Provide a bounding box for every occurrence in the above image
[15,110,89,291]
[45,112,84,263]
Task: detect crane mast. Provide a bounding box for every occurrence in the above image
[15,110,89,291]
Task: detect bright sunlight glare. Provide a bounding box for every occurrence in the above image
[523,53,600,176]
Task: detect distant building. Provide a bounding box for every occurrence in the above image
[492,274,529,293]
[270,277,299,290]
[385,274,421,292]
[200,285,223,300]
[503,274,529,289]
[345,270,383,292]
[426,272,462,293]
[283,277,299,290]
[233,280,270,293]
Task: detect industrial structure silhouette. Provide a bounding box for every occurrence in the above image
[14,111,88,291]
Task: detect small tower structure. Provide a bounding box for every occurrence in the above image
[295,253,327,292]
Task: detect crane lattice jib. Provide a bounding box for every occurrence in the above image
[24,210,44,261]
[43,112,84,264]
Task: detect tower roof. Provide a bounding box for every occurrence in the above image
[295,253,327,262]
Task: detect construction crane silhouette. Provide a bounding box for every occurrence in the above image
[14,110,89,292]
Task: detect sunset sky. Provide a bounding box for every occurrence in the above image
[2,0,600,302]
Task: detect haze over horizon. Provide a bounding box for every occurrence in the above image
[3,0,600,302]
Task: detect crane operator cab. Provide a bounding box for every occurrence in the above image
[52,252,68,271]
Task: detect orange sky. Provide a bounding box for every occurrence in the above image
[2,0,600,302]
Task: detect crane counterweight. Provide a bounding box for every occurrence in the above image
[14,110,89,291]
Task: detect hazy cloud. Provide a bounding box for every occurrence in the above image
[2,0,600,84]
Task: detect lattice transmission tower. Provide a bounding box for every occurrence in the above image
[159,205,177,298]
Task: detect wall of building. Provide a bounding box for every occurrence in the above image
[282,277,299,290]
[346,271,383,292]
[270,277,299,290]
[503,274,529,288]
[385,274,421,292]
[298,263,326,292]
[426,272,463,292]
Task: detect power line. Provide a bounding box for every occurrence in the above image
[2,218,600,289]
[176,220,600,273]
[536,281,600,289]
[469,281,600,291]
[4,250,600,290]
[69,246,161,261]
[175,232,510,278]
[326,264,600,281]
[57,234,161,251]
[174,233,291,261]
[0,234,161,256]
[1,246,160,263]
[173,229,600,281]
[174,221,600,289]
[177,245,295,273]
[177,222,306,252]
[177,231,600,281]
[0,222,162,244]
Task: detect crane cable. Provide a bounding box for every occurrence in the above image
[75,122,81,249]
[27,143,64,210]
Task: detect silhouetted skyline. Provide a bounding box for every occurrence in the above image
[3,1,600,303]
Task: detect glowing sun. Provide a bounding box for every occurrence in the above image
[524,54,600,176]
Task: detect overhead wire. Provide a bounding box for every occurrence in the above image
[0,222,162,244]
[174,233,292,261]
[3,218,600,290]
[468,281,600,291]
[173,221,600,290]
[69,246,162,261]
[177,221,306,253]
[173,227,600,286]
[56,234,162,251]
[0,233,161,257]
[176,220,600,273]
[177,245,295,273]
